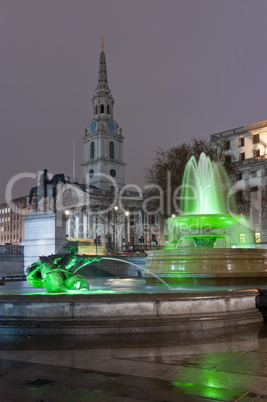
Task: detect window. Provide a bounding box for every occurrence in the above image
[253,149,260,158]
[100,104,104,113]
[225,140,230,150]
[251,170,257,178]
[238,137,244,147]
[90,142,95,160]
[236,190,243,203]
[107,105,110,114]
[253,134,260,144]
[129,214,135,226]
[240,234,246,244]
[255,232,261,243]
[109,141,114,159]
[225,155,231,164]
[236,172,242,181]
[250,186,258,192]
[95,105,98,114]
[239,152,245,161]
[151,215,156,225]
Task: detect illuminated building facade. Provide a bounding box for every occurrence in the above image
[211,120,267,243]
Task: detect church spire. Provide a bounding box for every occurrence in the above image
[101,34,104,52]
[97,36,109,91]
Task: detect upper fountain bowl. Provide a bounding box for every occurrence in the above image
[169,213,242,229]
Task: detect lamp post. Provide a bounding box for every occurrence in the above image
[125,211,129,251]
[113,206,118,254]
[64,210,70,238]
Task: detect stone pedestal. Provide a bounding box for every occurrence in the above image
[22,211,67,272]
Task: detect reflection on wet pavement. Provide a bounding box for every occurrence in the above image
[1,323,267,400]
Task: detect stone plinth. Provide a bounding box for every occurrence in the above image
[22,211,67,272]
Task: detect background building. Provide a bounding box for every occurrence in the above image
[82,42,126,191]
[210,120,267,243]
[0,196,35,245]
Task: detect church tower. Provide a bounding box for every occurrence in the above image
[83,39,126,191]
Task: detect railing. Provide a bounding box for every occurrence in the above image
[0,245,24,255]
[232,155,267,167]
[120,244,163,254]
[211,120,267,139]
[0,275,26,282]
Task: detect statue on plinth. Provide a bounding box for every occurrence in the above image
[29,171,67,211]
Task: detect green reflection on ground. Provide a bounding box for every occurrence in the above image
[172,381,245,400]
[22,289,116,296]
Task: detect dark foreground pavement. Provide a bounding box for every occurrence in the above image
[0,322,267,401]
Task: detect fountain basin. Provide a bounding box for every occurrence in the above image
[0,287,263,335]
[144,248,267,285]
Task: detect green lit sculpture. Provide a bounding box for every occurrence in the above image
[26,243,100,292]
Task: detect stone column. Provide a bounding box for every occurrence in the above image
[78,209,83,239]
[83,210,88,239]
[88,212,94,240]
[68,210,74,238]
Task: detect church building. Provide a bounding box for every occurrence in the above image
[82,41,126,191]
[1,41,162,255]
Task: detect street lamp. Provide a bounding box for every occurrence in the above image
[64,210,70,238]
[113,206,118,254]
[125,211,129,250]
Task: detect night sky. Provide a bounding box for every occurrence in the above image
[1,0,267,203]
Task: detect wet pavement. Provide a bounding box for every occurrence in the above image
[1,281,267,401]
[1,323,267,401]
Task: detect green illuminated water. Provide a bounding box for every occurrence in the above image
[169,153,241,248]
[180,153,236,215]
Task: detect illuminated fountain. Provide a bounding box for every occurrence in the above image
[144,153,267,285]
[1,153,266,335]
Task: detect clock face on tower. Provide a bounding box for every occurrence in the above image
[90,121,96,132]
[108,120,115,132]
